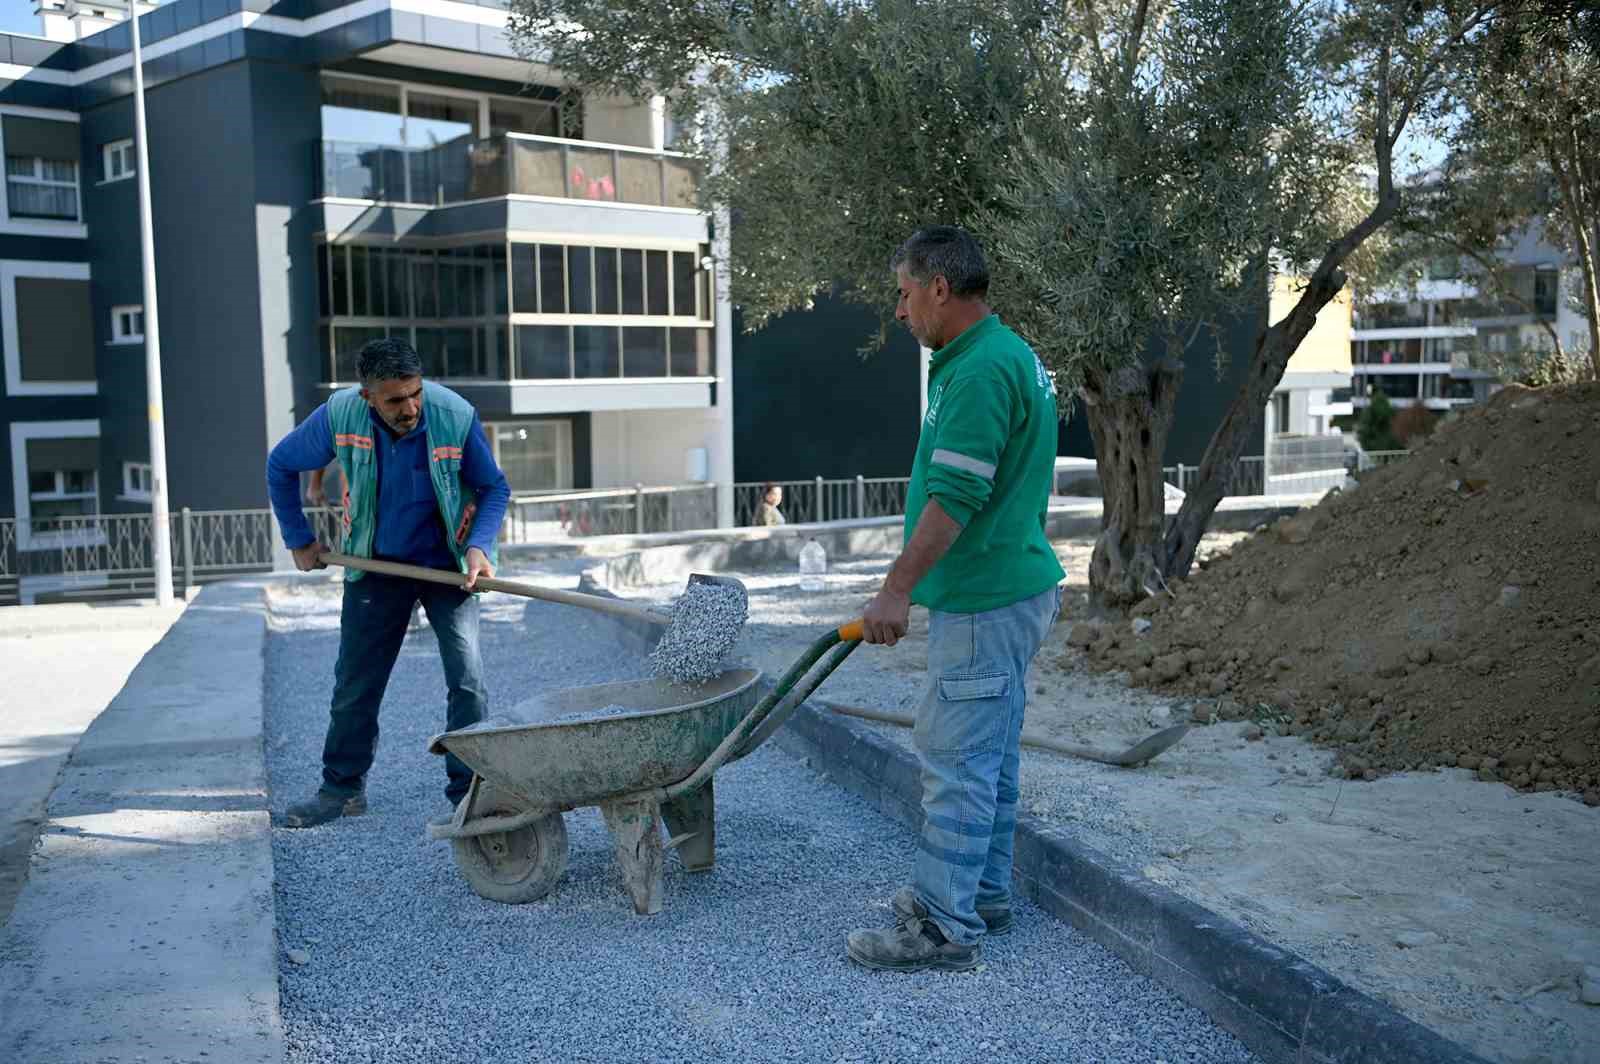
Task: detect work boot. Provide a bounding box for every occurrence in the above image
[892,886,1013,937]
[282,790,366,829]
[847,909,980,973]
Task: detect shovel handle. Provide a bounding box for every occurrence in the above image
[318,552,669,627]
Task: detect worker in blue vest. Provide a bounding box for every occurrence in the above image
[266,337,511,828]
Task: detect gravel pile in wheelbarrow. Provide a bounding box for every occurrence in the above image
[263,593,1258,1064]
[647,580,749,685]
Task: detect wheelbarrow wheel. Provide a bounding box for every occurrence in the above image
[450,808,569,905]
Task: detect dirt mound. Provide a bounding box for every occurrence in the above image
[1071,382,1600,803]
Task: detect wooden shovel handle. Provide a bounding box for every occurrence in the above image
[318,552,669,627]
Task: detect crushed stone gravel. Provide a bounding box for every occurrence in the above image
[265,584,1258,1064]
[647,580,749,685]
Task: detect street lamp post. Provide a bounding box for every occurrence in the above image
[129,3,173,605]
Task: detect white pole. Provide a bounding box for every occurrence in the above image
[131,6,173,605]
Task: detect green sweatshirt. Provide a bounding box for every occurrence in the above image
[906,314,1065,613]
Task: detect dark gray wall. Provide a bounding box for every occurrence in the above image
[81,58,324,515]
[732,295,922,481]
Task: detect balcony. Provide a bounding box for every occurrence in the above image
[317,134,700,210]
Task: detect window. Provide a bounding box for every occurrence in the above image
[2,262,95,396]
[5,156,78,220]
[1271,393,1290,435]
[122,461,152,501]
[22,434,98,525]
[111,304,144,343]
[2,115,80,224]
[103,139,134,182]
[489,420,572,493]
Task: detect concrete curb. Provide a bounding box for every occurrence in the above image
[0,581,283,1063]
[769,701,1495,1064]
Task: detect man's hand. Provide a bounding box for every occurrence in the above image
[464,547,494,590]
[862,586,912,646]
[292,541,328,572]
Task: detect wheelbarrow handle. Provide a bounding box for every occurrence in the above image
[661,621,864,802]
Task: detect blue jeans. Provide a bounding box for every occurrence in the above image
[320,572,486,804]
[912,584,1062,945]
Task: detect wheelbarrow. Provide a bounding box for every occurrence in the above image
[426,619,868,914]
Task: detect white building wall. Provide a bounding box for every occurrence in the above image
[590,409,726,487]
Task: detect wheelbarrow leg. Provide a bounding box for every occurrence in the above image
[600,798,664,915]
[661,779,716,873]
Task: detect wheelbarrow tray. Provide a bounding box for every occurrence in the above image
[426,668,763,814]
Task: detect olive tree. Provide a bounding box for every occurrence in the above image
[507,0,1496,604]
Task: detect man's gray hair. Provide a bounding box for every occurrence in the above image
[357,337,423,383]
[890,225,990,298]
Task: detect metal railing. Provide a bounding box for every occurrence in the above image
[1,451,1412,606]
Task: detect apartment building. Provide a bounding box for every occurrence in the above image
[1349,226,1585,412]
[0,0,733,601]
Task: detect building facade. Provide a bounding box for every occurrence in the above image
[0,0,733,600]
[1348,227,1586,413]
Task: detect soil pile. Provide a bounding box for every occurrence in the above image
[1069,382,1600,803]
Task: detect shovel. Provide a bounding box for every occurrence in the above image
[825,700,1191,768]
[315,551,747,632]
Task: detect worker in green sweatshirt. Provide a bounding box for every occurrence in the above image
[848,226,1065,973]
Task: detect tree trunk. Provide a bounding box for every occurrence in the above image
[1163,265,1351,579]
[1083,360,1183,607]
[1546,140,1600,378]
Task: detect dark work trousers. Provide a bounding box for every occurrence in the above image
[318,572,485,803]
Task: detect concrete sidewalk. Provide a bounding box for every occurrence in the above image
[0,583,281,1063]
[0,600,187,927]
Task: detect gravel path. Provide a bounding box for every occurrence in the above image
[265,579,1257,1064]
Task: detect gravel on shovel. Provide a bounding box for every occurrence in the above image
[647,580,749,685]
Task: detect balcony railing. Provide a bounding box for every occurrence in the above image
[317,134,700,209]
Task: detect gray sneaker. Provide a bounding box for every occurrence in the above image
[892,886,1013,937]
[847,907,980,973]
[282,790,366,829]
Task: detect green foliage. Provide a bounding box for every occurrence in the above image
[1357,391,1401,452]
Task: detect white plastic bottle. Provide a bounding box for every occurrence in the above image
[799,538,827,592]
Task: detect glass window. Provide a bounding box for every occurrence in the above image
[539,244,565,314]
[321,76,405,145]
[16,277,93,382]
[595,247,620,314]
[350,245,370,316]
[334,326,386,381]
[415,327,446,377]
[645,250,669,316]
[111,305,144,342]
[405,91,476,148]
[698,248,712,320]
[386,250,411,318]
[672,252,696,317]
[489,245,508,316]
[512,244,538,313]
[670,328,711,377]
[492,420,571,493]
[574,325,620,378]
[437,251,459,319]
[516,325,569,378]
[620,249,644,314]
[568,247,594,314]
[318,246,331,317]
[441,327,478,377]
[103,139,135,181]
[484,324,510,379]
[622,327,667,377]
[6,156,78,220]
[412,252,438,318]
[490,99,558,138]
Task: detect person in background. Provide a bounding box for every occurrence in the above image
[265,337,510,829]
[757,482,786,527]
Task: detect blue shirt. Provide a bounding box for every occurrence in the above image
[266,402,510,569]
